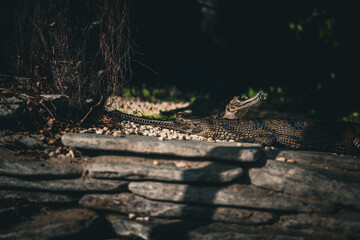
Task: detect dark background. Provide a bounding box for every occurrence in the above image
[131,1,359,120]
[0,1,359,120]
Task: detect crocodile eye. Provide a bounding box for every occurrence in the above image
[259,92,267,101]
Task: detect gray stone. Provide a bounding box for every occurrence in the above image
[0,134,48,148]
[62,133,263,162]
[80,193,275,224]
[86,161,243,183]
[0,207,18,228]
[128,181,333,213]
[108,217,316,240]
[0,158,82,179]
[0,175,128,192]
[279,213,360,239]
[0,95,24,118]
[266,149,360,172]
[249,160,360,208]
[0,191,76,203]
[0,93,68,119]
[0,208,98,240]
[39,94,68,101]
[188,223,317,240]
[107,216,167,240]
[0,104,22,118]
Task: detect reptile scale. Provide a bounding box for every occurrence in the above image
[111,92,360,157]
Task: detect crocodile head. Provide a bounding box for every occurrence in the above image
[223,90,267,119]
[174,114,203,133]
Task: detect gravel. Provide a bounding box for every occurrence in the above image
[80,97,224,143]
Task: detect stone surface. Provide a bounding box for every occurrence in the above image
[128,182,333,213]
[0,191,77,203]
[86,161,243,183]
[0,207,18,228]
[62,133,263,162]
[0,208,99,240]
[187,223,316,240]
[108,217,316,240]
[0,134,48,148]
[0,95,24,118]
[0,175,128,192]
[0,158,82,179]
[80,193,275,224]
[249,160,360,208]
[266,149,360,172]
[0,93,68,119]
[279,213,360,239]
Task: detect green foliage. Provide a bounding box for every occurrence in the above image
[241,86,292,109]
[289,8,338,49]
[122,88,134,97]
[122,87,196,103]
[143,115,175,121]
[141,88,151,98]
[342,112,360,123]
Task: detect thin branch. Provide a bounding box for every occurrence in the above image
[133,59,159,75]
[74,96,103,126]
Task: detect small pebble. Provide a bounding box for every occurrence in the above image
[175,161,189,168]
[113,131,121,137]
[95,129,104,135]
[128,213,136,219]
[136,216,150,222]
[66,150,75,158]
[55,147,62,154]
[275,157,287,162]
[178,135,185,140]
[152,160,159,166]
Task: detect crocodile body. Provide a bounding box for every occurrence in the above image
[112,111,360,156]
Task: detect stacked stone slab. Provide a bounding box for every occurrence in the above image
[0,133,359,239]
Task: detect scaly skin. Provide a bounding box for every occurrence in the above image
[223,91,267,119]
[112,110,360,156]
[196,118,360,156]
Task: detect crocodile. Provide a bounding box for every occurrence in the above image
[110,91,360,156]
[111,109,360,156]
[223,90,267,119]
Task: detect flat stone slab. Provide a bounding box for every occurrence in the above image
[62,133,263,162]
[128,182,333,213]
[0,134,48,148]
[0,208,99,240]
[0,191,77,203]
[265,149,360,172]
[0,175,128,192]
[80,193,275,225]
[279,213,360,239]
[0,158,83,179]
[107,217,315,240]
[249,160,360,208]
[86,161,243,183]
[0,93,68,119]
[0,208,18,228]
